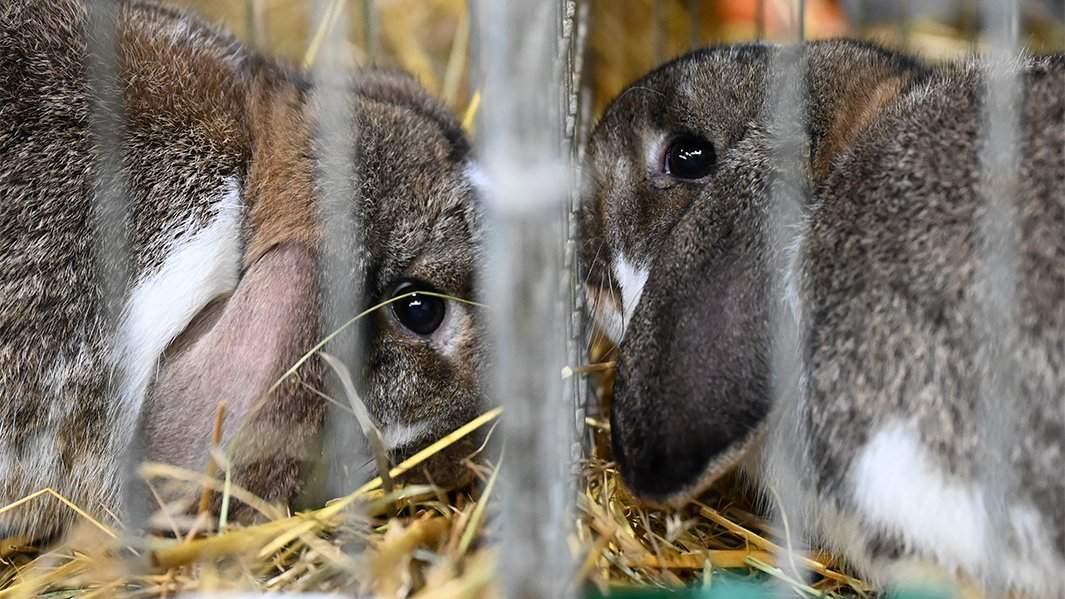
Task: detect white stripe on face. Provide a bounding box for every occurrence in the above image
[612,253,650,340]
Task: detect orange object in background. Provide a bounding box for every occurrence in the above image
[717,0,850,41]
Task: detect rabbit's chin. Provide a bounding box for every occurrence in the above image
[392,436,482,491]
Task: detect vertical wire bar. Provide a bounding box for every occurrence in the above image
[88,0,128,327]
[570,0,600,451]
[688,0,701,49]
[561,0,591,463]
[654,0,666,64]
[854,0,867,37]
[573,0,594,455]
[959,0,977,40]
[247,0,269,51]
[244,0,256,49]
[763,0,813,589]
[757,0,767,39]
[560,0,579,464]
[975,0,1021,595]
[472,0,573,597]
[87,0,142,548]
[303,1,370,561]
[361,0,380,64]
[577,6,597,451]
[896,0,912,50]
[1060,0,1065,46]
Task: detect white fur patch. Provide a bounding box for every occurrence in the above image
[612,253,650,339]
[849,421,1062,596]
[851,422,990,572]
[382,421,430,451]
[113,178,243,429]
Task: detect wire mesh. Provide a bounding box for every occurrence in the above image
[560,0,594,463]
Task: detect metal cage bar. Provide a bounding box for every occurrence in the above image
[975,0,1023,595]
[305,0,373,536]
[472,1,575,597]
[360,0,380,63]
[560,0,593,463]
[86,0,145,543]
[763,0,814,589]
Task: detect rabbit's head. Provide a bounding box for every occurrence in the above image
[581,40,922,505]
[348,72,486,488]
[143,69,486,511]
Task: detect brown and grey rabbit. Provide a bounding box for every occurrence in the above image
[582,40,1065,596]
[0,0,486,542]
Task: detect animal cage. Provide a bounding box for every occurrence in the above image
[0,0,1064,598]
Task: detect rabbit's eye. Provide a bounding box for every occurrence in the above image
[663,136,715,180]
[391,281,446,336]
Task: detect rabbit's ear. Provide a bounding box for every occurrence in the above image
[144,240,324,504]
[807,43,922,178]
[610,172,771,506]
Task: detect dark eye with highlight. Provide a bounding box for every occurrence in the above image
[391,281,446,336]
[663,135,716,180]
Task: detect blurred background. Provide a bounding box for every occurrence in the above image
[176,0,1065,119]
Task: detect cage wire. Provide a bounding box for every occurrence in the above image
[556,0,596,464]
[86,0,153,567]
[762,0,815,593]
[470,0,579,596]
[3,0,1065,597]
[306,0,372,532]
[974,0,1023,596]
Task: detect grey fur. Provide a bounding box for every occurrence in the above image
[0,0,483,541]
[582,40,1065,593]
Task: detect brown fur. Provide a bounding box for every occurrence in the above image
[812,74,909,178]
[244,81,319,265]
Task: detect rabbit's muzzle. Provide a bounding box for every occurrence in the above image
[391,435,482,489]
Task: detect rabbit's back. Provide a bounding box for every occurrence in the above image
[0,0,252,538]
[801,55,1065,588]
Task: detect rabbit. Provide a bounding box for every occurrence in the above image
[581,39,1065,596]
[0,0,486,543]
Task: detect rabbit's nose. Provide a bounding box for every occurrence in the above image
[607,198,771,505]
[610,358,723,502]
